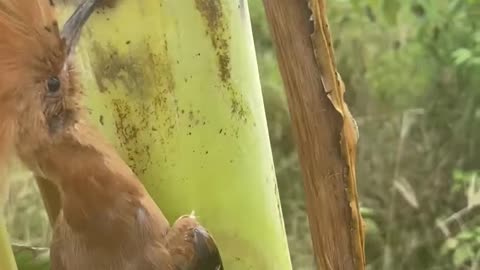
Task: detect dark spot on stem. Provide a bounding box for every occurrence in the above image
[194,0,248,122]
[88,36,177,175]
[194,0,231,82]
[90,40,175,95]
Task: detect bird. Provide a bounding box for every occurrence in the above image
[0,0,223,269]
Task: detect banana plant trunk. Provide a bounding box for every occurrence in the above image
[50,1,293,269]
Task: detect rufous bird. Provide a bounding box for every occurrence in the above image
[0,0,223,269]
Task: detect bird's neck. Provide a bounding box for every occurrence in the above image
[20,121,147,232]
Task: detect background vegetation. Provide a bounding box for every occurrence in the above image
[5,0,480,269]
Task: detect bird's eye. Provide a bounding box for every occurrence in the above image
[47,76,61,93]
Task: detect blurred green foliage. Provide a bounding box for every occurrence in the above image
[13,245,50,270]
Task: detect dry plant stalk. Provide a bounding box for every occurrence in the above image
[308,0,365,267]
[262,0,365,269]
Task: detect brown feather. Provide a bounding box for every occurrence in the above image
[0,0,63,205]
[0,0,65,83]
[167,215,224,270]
[0,0,67,174]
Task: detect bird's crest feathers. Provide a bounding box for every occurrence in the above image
[0,0,65,91]
[0,0,66,206]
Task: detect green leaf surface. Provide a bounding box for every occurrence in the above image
[13,245,50,270]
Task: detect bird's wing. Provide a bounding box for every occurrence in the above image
[166,215,223,270]
[191,226,224,270]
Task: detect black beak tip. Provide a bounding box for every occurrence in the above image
[61,0,97,53]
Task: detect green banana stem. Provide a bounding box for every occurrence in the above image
[54,0,292,269]
[0,216,17,270]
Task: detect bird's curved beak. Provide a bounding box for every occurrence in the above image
[61,0,97,55]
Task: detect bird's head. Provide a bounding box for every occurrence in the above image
[0,0,96,148]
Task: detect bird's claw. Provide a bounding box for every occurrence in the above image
[192,227,224,270]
